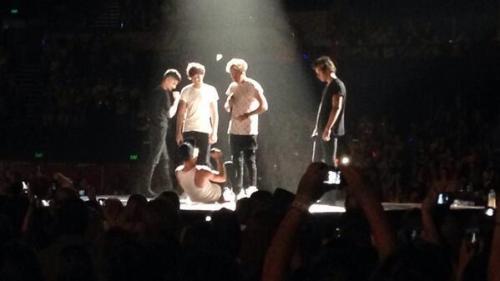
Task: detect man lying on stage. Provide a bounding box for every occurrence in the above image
[175,142,232,203]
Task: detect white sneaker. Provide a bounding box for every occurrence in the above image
[222,187,235,202]
[245,186,258,197]
[235,189,247,200]
[178,192,189,202]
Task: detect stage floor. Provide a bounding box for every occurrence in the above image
[88,195,485,213]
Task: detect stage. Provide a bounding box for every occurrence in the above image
[86,195,486,214]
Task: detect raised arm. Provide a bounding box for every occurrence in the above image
[262,163,329,281]
[420,188,441,244]
[208,149,226,183]
[340,165,397,259]
[194,149,226,186]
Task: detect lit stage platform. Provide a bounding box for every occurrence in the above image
[86,195,486,214]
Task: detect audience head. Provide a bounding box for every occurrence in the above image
[157,191,180,211]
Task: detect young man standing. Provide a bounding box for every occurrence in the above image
[312,56,346,167]
[176,62,219,166]
[139,69,182,196]
[224,58,268,197]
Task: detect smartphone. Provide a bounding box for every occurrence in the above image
[323,166,345,194]
[22,181,29,194]
[323,169,341,185]
[437,192,450,205]
[98,198,106,206]
[485,207,495,217]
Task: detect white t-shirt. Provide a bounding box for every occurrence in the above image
[180,83,219,134]
[175,165,221,203]
[225,78,264,135]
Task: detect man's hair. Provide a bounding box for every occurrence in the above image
[163,69,182,81]
[225,58,248,73]
[186,62,206,78]
[313,56,336,73]
[179,142,195,162]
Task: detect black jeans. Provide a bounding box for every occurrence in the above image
[183,131,210,166]
[138,124,172,193]
[229,134,257,193]
[312,136,338,167]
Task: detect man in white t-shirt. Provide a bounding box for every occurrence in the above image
[176,62,219,166]
[175,142,227,203]
[224,58,268,197]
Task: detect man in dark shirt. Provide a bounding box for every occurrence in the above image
[138,69,182,196]
[312,56,346,167]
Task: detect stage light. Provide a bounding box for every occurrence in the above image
[216,54,223,61]
[341,156,350,165]
[485,207,495,217]
[309,203,346,213]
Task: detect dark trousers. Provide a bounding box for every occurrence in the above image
[312,136,338,167]
[139,125,172,193]
[183,131,210,166]
[229,134,257,193]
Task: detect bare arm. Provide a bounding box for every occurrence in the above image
[262,163,329,281]
[340,165,397,259]
[456,239,477,281]
[237,89,268,121]
[249,89,268,116]
[209,100,219,144]
[209,151,226,183]
[420,189,441,244]
[224,95,232,113]
[168,91,181,118]
[194,150,226,186]
[21,200,36,234]
[262,206,306,281]
[176,100,186,145]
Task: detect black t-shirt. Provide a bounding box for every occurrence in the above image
[316,77,346,137]
[148,86,172,127]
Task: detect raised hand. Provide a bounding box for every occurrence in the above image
[295,162,330,204]
[210,148,223,160]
